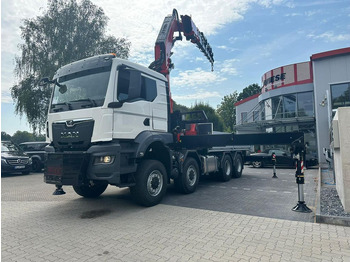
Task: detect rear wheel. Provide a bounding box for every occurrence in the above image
[130,160,167,207]
[73,181,108,198]
[175,157,199,194]
[219,154,232,182]
[232,154,243,178]
[32,159,41,172]
[252,161,263,168]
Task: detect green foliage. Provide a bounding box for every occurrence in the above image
[217,92,238,132]
[173,100,190,112]
[1,132,12,141]
[1,131,46,144]
[237,83,260,101]
[191,102,225,132]
[11,0,131,134]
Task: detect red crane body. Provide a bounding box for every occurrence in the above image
[149,9,214,113]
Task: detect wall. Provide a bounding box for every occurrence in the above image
[313,53,350,163]
[332,107,350,212]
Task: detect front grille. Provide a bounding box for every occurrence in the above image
[8,159,29,165]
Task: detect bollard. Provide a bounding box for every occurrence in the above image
[272,152,278,178]
[292,151,312,213]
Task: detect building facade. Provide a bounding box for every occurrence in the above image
[235,47,350,164]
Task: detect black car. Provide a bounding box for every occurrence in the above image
[246,149,318,168]
[19,142,49,172]
[1,141,32,175]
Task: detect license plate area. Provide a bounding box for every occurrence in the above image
[14,165,25,169]
[44,152,88,185]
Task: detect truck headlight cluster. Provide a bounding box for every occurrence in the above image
[1,158,7,165]
[94,155,115,165]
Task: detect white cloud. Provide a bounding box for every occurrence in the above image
[172,90,221,101]
[171,68,224,88]
[307,31,350,42]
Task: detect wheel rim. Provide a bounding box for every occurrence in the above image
[186,165,197,186]
[225,160,231,176]
[252,161,260,168]
[147,170,163,197]
[236,160,242,172]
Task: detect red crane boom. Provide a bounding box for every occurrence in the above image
[149,9,214,112]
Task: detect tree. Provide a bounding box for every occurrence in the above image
[11,0,131,134]
[217,92,238,132]
[191,102,225,132]
[173,100,190,112]
[1,132,12,141]
[237,83,260,102]
[11,131,35,145]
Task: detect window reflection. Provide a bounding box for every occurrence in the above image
[331,82,350,109]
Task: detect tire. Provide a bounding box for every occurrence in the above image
[219,154,232,182]
[130,160,167,207]
[175,157,199,194]
[252,161,263,168]
[73,181,108,198]
[32,159,41,172]
[232,154,243,178]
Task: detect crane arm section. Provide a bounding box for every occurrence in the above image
[149,9,214,112]
[149,9,214,75]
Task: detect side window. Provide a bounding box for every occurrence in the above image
[117,69,130,102]
[141,76,157,102]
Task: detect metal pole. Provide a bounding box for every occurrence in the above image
[272,153,278,178]
[292,152,311,213]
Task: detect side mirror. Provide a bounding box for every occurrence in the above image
[108,101,124,108]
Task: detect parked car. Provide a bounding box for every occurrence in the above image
[245,149,318,168]
[19,141,49,172]
[1,141,32,175]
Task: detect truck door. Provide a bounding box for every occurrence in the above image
[112,68,152,139]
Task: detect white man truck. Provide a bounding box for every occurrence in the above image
[43,9,302,206]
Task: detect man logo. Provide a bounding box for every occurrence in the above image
[66,120,74,127]
[60,131,79,139]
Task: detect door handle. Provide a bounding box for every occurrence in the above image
[143,118,150,126]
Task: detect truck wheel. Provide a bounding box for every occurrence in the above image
[220,154,232,182]
[175,157,199,194]
[73,182,108,198]
[252,161,263,168]
[32,159,41,172]
[130,160,167,207]
[232,154,243,178]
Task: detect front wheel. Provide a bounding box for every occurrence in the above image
[175,157,199,194]
[232,154,243,178]
[130,160,167,207]
[73,181,108,198]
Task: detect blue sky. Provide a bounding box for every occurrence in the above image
[1,0,350,135]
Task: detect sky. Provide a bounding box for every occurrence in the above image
[1,0,350,135]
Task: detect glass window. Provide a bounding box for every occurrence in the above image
[241,112,247,123]
[253,110,259,121]
[331,82,350,109]
[117,69,131,102]
[297,92,314,117]
[283,94,296,118]
[272,96,283,119]
[141,77,157,102]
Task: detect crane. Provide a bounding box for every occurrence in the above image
[149,9,214,112]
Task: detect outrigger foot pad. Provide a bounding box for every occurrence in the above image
[292,201,312,213]
[53,185,66,195]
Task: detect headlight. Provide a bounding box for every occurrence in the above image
[1,158,7,165]
[94,155,115,165]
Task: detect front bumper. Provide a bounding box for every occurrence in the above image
[44,142,137,186]
[1,163,32,174]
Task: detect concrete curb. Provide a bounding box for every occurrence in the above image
[315,167,350,226]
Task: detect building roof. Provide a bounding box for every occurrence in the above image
[311,47,350,61]
[234,93,260,106]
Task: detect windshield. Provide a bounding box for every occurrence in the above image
[1,143,20,152]
[50,66,111,112]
